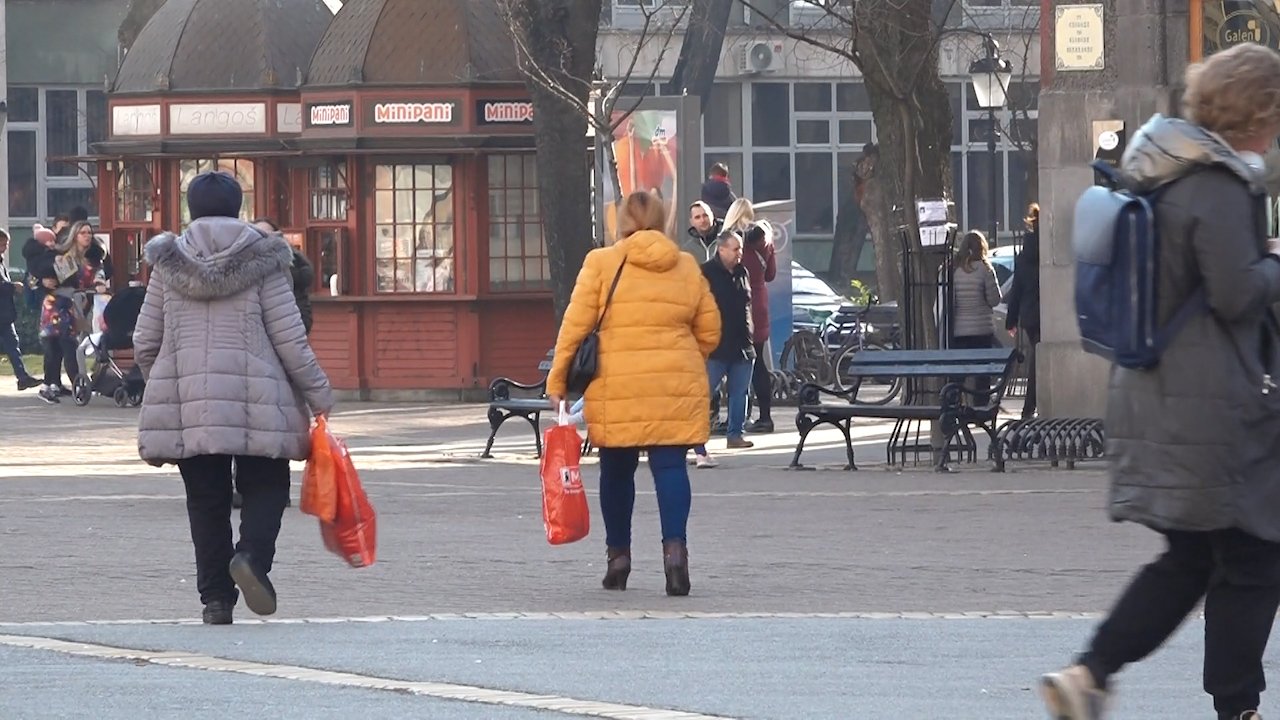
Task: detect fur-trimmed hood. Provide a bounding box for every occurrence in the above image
[144,217,292,301]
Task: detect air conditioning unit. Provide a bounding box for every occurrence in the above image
[737,41,783,75]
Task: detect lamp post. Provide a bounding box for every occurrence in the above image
[968,36,1012,245]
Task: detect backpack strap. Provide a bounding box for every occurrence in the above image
[1091,160,1125,189]
[1153,288,1207,355]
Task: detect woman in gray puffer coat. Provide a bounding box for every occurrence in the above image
[1041,43,1280,720]
[134,172,334,626]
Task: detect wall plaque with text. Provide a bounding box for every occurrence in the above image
[1055,5,1105,71]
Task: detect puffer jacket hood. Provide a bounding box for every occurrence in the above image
[144,217,291,301]
[1122,114,1264,194]
[618,229,681,273]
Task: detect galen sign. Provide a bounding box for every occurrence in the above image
[373,102,455,124]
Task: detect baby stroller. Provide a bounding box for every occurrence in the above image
[72,286,146,407]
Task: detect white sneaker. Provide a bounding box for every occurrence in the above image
[695,453,718,469]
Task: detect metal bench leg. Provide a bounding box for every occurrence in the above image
[790,413,817,469]
[839,418,858,471]
[481,409,511,459]
[528,412,544,458]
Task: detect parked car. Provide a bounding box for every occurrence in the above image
[791,261,846,333]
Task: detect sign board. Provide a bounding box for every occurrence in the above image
[169,103,267,135]
[368,101,459,126]
[476,100,534,125]
[112,104,161,137]
[307,103,353,128]
[276,103,302,134]
[1055,5,1105,71]
[1092,119,1126,172]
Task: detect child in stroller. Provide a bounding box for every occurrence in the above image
[73,282,146,407]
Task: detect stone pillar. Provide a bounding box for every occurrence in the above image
[1037,0,1189,418]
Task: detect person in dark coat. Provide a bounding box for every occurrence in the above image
[740,220,777,433]
[700,230,754,449]
[253,219,313,335]
[1004,203,1041,418]
[0,230,40,390]
[699,163,737,221]
[1041,43,1280,720]
[24,224,77,403]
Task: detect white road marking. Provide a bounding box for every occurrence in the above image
[0,633,734,720]
[0,610,1106,628]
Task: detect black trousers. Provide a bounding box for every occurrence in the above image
[41,335,78,386]
[1080,529,1280,718]
[1022,328,1040,418]
[751,341,771,422]
[177,454,291,605]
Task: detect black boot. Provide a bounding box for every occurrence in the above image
[229,552,277,616]
[663,540,690,597]
[202,599,234,625]
[602,547,631,591]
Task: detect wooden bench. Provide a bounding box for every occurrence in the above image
[790,347,1019,472]
[482,350,554,459]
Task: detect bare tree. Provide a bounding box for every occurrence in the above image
[664,0,735,107]
[500,0,691,260]
[737,0,958,312]
[119,0,168,51]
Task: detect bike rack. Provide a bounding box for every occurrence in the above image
[990,417,1105,472]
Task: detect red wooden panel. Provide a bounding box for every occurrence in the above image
[369,304,460,382]
[477,300,555,383]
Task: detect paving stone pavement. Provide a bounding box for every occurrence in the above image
[0,384,1271,718]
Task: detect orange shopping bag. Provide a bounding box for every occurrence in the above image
[300,417,339,522]
[540,403,590,545]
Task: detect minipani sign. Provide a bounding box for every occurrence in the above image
[477,100,534,125]
[371,102,457,125]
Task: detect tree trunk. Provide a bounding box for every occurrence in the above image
[119,0,168,50]
[663,0,734,107]
[507,0,604,319]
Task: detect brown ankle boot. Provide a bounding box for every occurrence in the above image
[602,547,631,590]
[662,540,690,596]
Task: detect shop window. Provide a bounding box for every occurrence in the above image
[487,154,548,292]
[46,90,78,177]
[179,159,256,225]
[8,87,38,122]
[116,162,154,223]
[751,83,790,147]
[307,228,347,296]
[373,163,455,293]
[703,83,742,146]
[309,162,349,221]
[8,131,36,218]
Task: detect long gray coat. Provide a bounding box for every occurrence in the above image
[951,261,1001,338]
[134,217,335,466]
[1108,116,1280,542]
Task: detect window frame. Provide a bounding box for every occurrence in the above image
[7,85,104,228]
[371,161,458,295]
[484,153,549,294]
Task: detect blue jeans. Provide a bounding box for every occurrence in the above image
[707,357,752,438]
[597,446,692,547]
[0,323,30,379]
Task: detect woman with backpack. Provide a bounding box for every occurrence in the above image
[1041,42,1280,720]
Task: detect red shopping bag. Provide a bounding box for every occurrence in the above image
[306,418,377,567]
[540,404,590,545]
[300,417,339,522]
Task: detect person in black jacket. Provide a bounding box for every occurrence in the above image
[0,230,40,390]
[699,163,737,221]
[701,231,755,449]
[1004,203,1041,418]
[253,219,313,334]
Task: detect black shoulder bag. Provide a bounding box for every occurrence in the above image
[566,258,626,394]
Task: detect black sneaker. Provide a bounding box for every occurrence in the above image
[202,599,234,625]
[38,385,60,404]
[16,376,41,391]
[746,419,774,434]
[229,552,277,616]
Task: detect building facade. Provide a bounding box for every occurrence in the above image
[600,0,1041,276]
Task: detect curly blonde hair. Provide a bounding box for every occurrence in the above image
[1183,42,1280,146]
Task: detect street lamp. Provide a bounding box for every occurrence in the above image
[968,37,1012,245]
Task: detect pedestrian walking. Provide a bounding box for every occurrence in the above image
[700,162,737,220]
[686,200,722,261]
[702,230,756,450]
[741,220,777,433]
[1040,42,1280,720]
[949,229,1001,404]
[24,224,77,404]
[547,190,720,597]
[133,171,334,625]
[0,230,40,390]
[1005,203,1041,418]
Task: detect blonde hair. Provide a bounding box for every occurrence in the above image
[617,191,667,238]
[1183,42,1280,146]
[957,230,989,273]
[722,197,755,232]
[1024,202,1039,232]
[55,221,94,261]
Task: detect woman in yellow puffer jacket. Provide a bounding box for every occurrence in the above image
[548,191,720,597]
